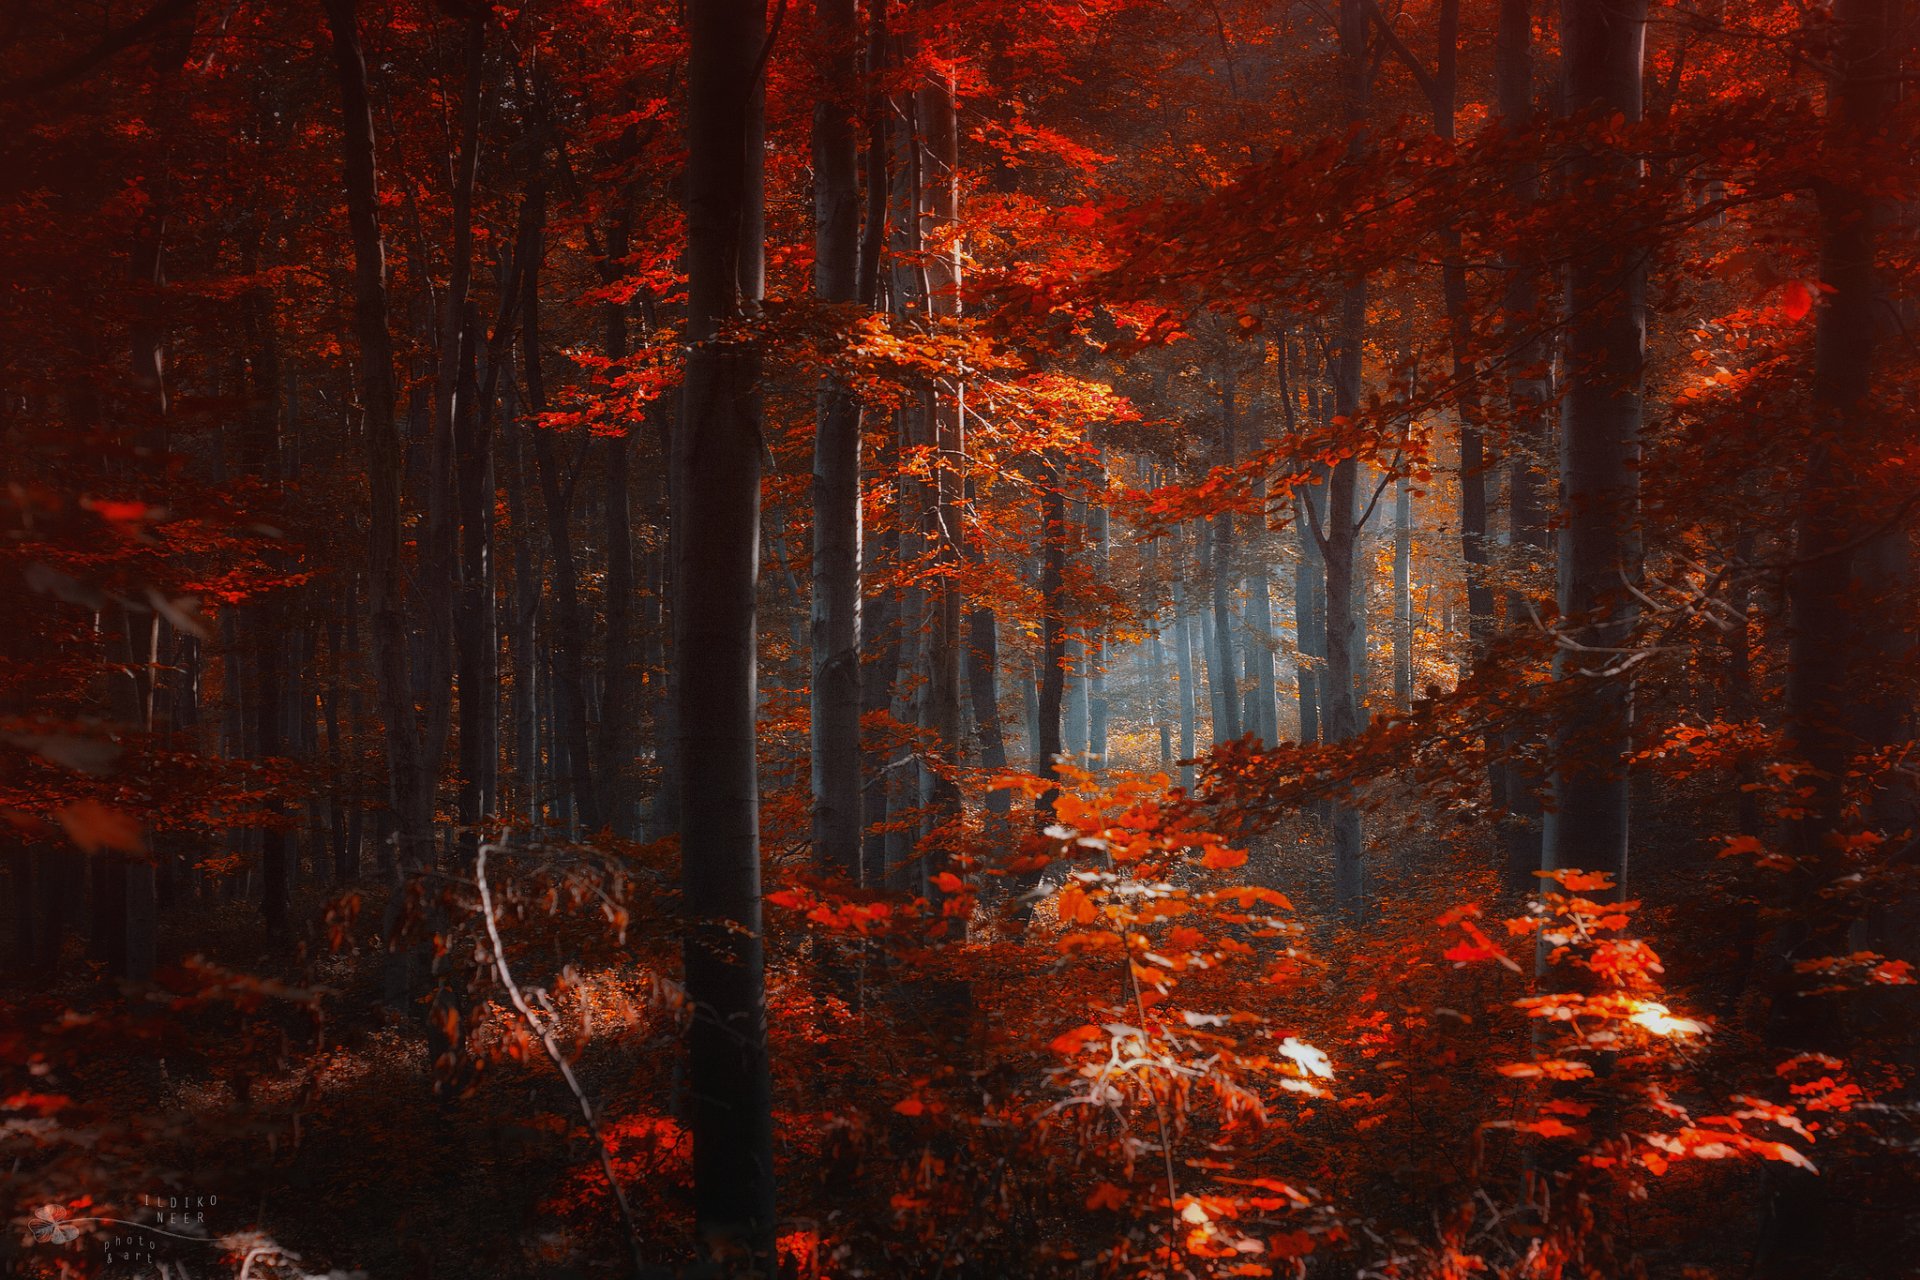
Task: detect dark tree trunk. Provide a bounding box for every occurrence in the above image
[860,499,901,887]
[1324,292,1368,915]
[1087,464,1111,766]
[811,0,865,880]
[323,0,428,867]
[919,73,964,838]
[1392,475,1413,710]
[1209,383,1242,743]
[520,184,603,834]
[1208,522,1241,742]
[1245,491,1279,746]
[677,0,777,1266]
[599,201,641,841]
[1036,463,1068,809]
[457,182,536,862]
[239,224,290,938]
[1763,0,1897,1266]
[1498,0,1550,892]
[504,412,541,830]
[1295,481,1325,744]
[1541,0,1648,895]
[1173,574,1200,790]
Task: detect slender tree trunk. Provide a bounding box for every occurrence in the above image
[861,481,901,886]
[1210,381,1242,742]
[460,207,528,853]
[235,217,292,939]
[853,0,893,881]
[323,0,427,868]
[1037,463,1068,809]
[678,1,777,1265]
[1498,0,1550,890]
[811,0,865,880]
[1393,474,1413,710]
[1087,469,1110,768]
[1245,514,1279,745]
[1173,578,1200,790]
[1324,0,1374,921]
[521,184,602,834]
[919,71,964,840]
[1064,629,1089,758]
[600,220,640,841]
[1296,484,1324,743]
[1541,0,1648,895]
[968,602,1010,813]
[1148,615,1173,768]
[1023,644,1042,765]
[1323,292,1368,912]
[441,16,489,866]
[505,412,541,831]
[1437,0,1494,676]
[454,301,496,856]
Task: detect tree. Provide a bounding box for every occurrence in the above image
[676,0,778,1266]
[1541,0,1649,894]
[811,0,866,883]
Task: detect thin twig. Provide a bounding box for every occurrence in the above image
[475,841,646,1277]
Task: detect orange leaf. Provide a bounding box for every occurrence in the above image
[1085,1182,1129,1210]
[1540,868,1614,893]
[892,1097,926,1117]
[1049,1023,1103,1055]
[1200,845,1247,870]
[1515,1117,1580,1138]
[1057,884,1097,924]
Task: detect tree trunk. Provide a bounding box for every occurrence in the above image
[436,16,487,868]
[811,0,865,880]
[1210,381,1242,743]
[1064,628,1089,758]
[1541,0,1647,895]
[1087,470,1111,768]
[600,223,640,841]
[677,0,777,1265]
[1324,290,1367,914]
[1497,0,1551,891]
[521,184,603,834]
[1393,474,1413,710]
[1245,529,1279,746]
[1036,464,1068,808]
[1295,482,1325,744]
[918,72,964,841]
[1762,0,1896,1265]
[1173,578,1200,790]
[323,0,432,874]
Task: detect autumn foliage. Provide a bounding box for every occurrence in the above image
[3,0,1919,1277]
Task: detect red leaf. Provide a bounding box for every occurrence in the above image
[56,800,145,856]
[1780,279,1813,320]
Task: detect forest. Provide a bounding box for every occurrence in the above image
[2,0,1918,1275]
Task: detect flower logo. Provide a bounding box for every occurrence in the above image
[29,1204,80,1244]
